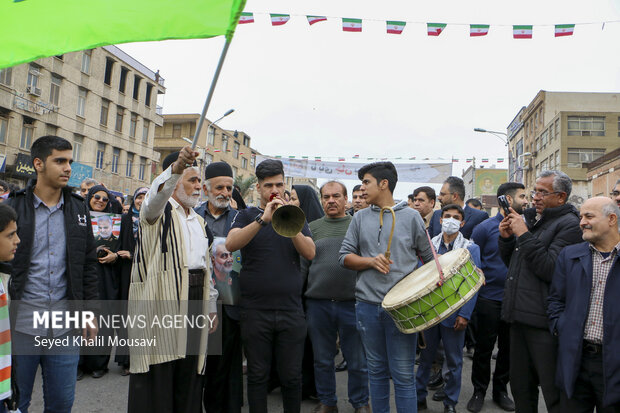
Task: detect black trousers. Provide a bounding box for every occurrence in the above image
[241,308,307,413]
[561,350,620,413]
[203,308,243,413]
[471,297,510,396]
[510,322,560,413]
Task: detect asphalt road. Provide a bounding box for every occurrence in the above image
[27,350,548,412]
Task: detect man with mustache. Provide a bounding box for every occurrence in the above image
[610,179,620,208]
[195,161,243,413]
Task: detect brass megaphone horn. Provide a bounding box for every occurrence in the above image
[270,194,306,238]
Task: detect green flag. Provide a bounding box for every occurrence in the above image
[0,0,246,69]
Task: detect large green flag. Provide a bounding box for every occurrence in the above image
[0,0,246,69]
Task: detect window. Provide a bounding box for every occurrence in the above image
[534,113,538,129]
[73,135,83,162]
[250,154,256,168]
[541,130,548,148]
[142,120,149,143]
[129,113,137,138]
[243,136,250,147]
[145,83,153,107]
[77,88,87,117]
[242,157,248,169]
[207,126,215,145]
[172,124,181,138]
[133,75,141,100]
[81,50,91,74]
[104,58,114,85]
[222,135,228,152]
[126,152,134,177]
[139,157,146,181]
[111,147,120,173]
[96,143,105,169]
[555,151,560,168]
[618,117,620,137]
[539,108,543,126]
[233,142,240,159]
[27,64,40,89]
[0,68,12,86]
[0,116,7,144]
[535,137,540,152]
[115,107,124,132]
[119,67,129,93]
[567,116,605,136]
[100,99,109,126]
[567,148,605,168]
[541,158,548,172]
[20,117,34,149]
[555,119,559,139]
[232,166,238,178]
[549,154,555,169]
[49,75,61,106]
[205,154,213,165]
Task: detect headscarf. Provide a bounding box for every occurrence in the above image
[292,184,324,223]
[131,187,149,239]
[87,185,112,213]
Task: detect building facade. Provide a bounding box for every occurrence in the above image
[586,147,620,197]
[0,46,164,194]
[507,91,620,205]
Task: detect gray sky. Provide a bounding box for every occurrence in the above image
[120,0,620,199]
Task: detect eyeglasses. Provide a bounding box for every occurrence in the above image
[93,194,109,202]
[530,190,561,198]
[611,191,620,197]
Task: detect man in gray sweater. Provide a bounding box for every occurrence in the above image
[339,162,434,413]
[303,181,370,413]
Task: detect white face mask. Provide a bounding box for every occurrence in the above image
[441,217,461,235]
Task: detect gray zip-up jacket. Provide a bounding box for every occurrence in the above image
[339,200,434,304]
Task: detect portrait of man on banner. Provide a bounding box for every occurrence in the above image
[90,211,122,252]
[211,237,240,305]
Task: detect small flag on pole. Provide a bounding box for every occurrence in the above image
[343,18,362,32]
[307,15,327,25]
[386,21,406,35]
[270,14,290,26]
[555,24,575,37]
[513,25,533,39]
[427,23,447,36]
[470,24,489,37]
[239,12,254,24]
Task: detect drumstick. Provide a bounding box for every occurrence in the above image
[379,207,396,260]
[425,229,446,286]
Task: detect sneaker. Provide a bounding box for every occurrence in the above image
[467,392,484,412]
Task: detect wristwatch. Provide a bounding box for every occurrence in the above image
[255,215,267,226]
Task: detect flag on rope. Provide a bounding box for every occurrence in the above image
[481,158,489,163]
[353,155,360,158]
[270,14,290,26]
[386,21,406,35]
[513,25,533,39]
[409,157,416,160]
[466,158,473,162]
[427,23,447,36]
[315,157,321,161]
[470,24,490,37]
[555,24,575,37]
[338,157,346,161]
[288,155,295,159]
[452,158,459,162]
[497,158,505,163]
[307,15,327,25]
[343,18,362,32]
[302,156,309,159]
[239,12,254,24]
[0,0,247,69]
[275,155,282,159]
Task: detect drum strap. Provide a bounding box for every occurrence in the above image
[425,229,445,286]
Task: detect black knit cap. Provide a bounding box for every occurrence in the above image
[204,161,233,180]
[162,151,197,171]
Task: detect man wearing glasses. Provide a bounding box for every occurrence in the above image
[498,170,582,413]
[611,179,620,207]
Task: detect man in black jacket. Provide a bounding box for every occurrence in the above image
[499,170,582,413]
[7,136,98,413]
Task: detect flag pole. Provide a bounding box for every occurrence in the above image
[191,39,232,150]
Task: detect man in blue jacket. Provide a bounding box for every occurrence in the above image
[547,197,620,412]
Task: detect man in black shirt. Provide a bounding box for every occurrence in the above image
[226,159,315,413]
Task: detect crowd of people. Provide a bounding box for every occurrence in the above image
[0,135,619,413]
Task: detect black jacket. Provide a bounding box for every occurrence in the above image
[499,203,582,329]
[6,181,99,304]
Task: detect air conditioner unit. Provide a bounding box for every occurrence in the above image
[26,86,41,96]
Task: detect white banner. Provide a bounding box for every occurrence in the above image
[255,156,452,183]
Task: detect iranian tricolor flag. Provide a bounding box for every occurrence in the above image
[497,158,505,163]
[466,158,473,163]
[386,21,406,35]
[338,157,346,161]
[452,158,459,162]
[555,24,575,37]
[343,18,362,32]
[270,14,290,26]
[481,158,489,163]
[470,24,489,37]
[427,23,447,36]
[513,25,533,39]
[239,12,254,24]
[307,15,327,25]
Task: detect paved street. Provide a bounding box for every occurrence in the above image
[27,350,547,412]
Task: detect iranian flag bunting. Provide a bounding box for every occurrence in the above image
[239,12,254,24]
[338,157,346,161]
[353,154,360,158]
[466,158,473,163]
[343,18,362,32]
[270,14,290,26]
[452,158,459,162]
[470,24,490,37]
[497,158,505,163]
[427,23,447,36]
[288,155,295,159]
[307,15,327,25]
[386,21,406,34]
[315,157,321,161]
[555,24,575,37]
[302,156,309,159]
[513,25,533,39]
[481,158,489,163]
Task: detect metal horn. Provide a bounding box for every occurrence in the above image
[272,205,306,238]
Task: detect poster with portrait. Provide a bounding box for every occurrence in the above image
[211,237,240,306]
[90,212,122,252]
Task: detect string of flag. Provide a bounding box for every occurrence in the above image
[239,12,620,38]
[258,154,508,164]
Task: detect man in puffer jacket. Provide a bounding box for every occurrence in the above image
[498,170,582,413]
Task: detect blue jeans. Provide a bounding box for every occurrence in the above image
[13,331,80,413]
[355,301,418,413]
[306,299,369,408]
[416,324,466,407]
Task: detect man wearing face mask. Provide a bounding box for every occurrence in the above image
[416,204,481,413]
